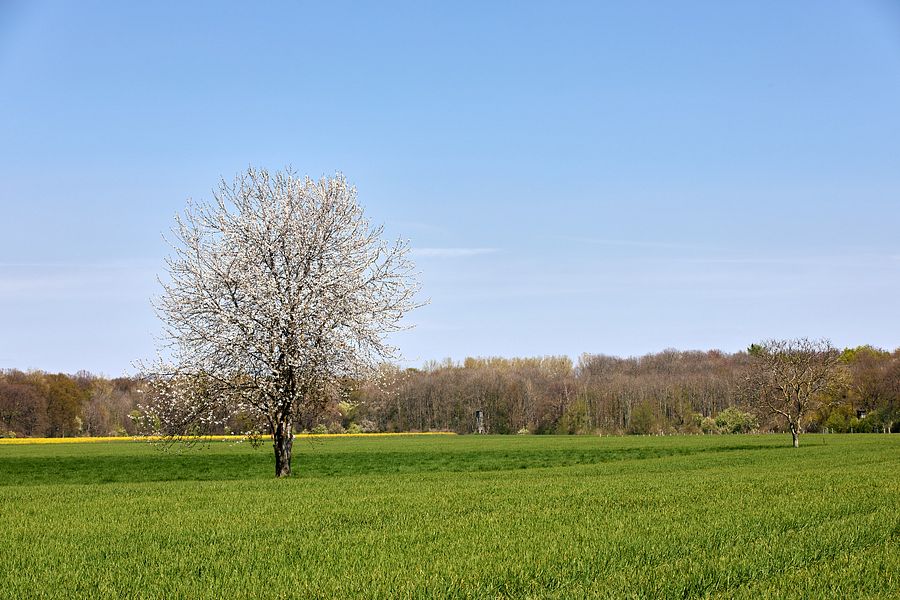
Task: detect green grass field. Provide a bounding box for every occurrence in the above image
[1,434,898,599]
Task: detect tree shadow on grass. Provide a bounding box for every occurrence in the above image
[0,440,785,486]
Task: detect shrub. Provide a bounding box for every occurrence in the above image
[821,405,853,432]
[679,413,703,435]
[855,414,878,433]
[357,419,379,433]
[714,407,758,434]
[557,399,589,434]
[628,402,658,435]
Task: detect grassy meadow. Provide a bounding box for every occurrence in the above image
[1,433,898,598]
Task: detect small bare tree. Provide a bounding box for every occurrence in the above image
[746,338,844,447]
[141,167,420,476]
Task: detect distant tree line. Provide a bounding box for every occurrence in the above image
[2,345,898,438]
[0,371,142,437]
[352,346,898,436]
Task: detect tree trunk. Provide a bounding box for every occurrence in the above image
[273,420,294,477]
[790,426,799,448]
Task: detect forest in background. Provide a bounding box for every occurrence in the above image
[1,346,898,438]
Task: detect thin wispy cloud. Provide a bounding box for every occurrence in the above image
[670,253,900,267]
[412,247,499,258]
[559,236,700,250]
[674,257,832,266]
[0,259,159,270]
[0,260,158,299]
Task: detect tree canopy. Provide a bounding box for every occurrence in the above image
[141,167,421,476]
[746,338,844,447]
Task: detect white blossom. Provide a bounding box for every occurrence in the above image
[138,167,421,475]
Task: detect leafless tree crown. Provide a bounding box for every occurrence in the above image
[746,337,844,446]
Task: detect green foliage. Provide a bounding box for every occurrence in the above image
[310,424,329,435]
[823,405,857,433]
[854,415,877,433]
[556,399,589,434]
[714,407,758,434]
[337,400,357,428]
[678,412,703,435]
[840,345,889,364]
[0,435,898,598]
[627,402,658,435]
[700,416,718,434]
[873,408,900,433]
[44,374,89,437]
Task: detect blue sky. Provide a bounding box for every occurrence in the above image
[2,1,899,375]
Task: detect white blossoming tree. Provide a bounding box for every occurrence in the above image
[141,167,420,476]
